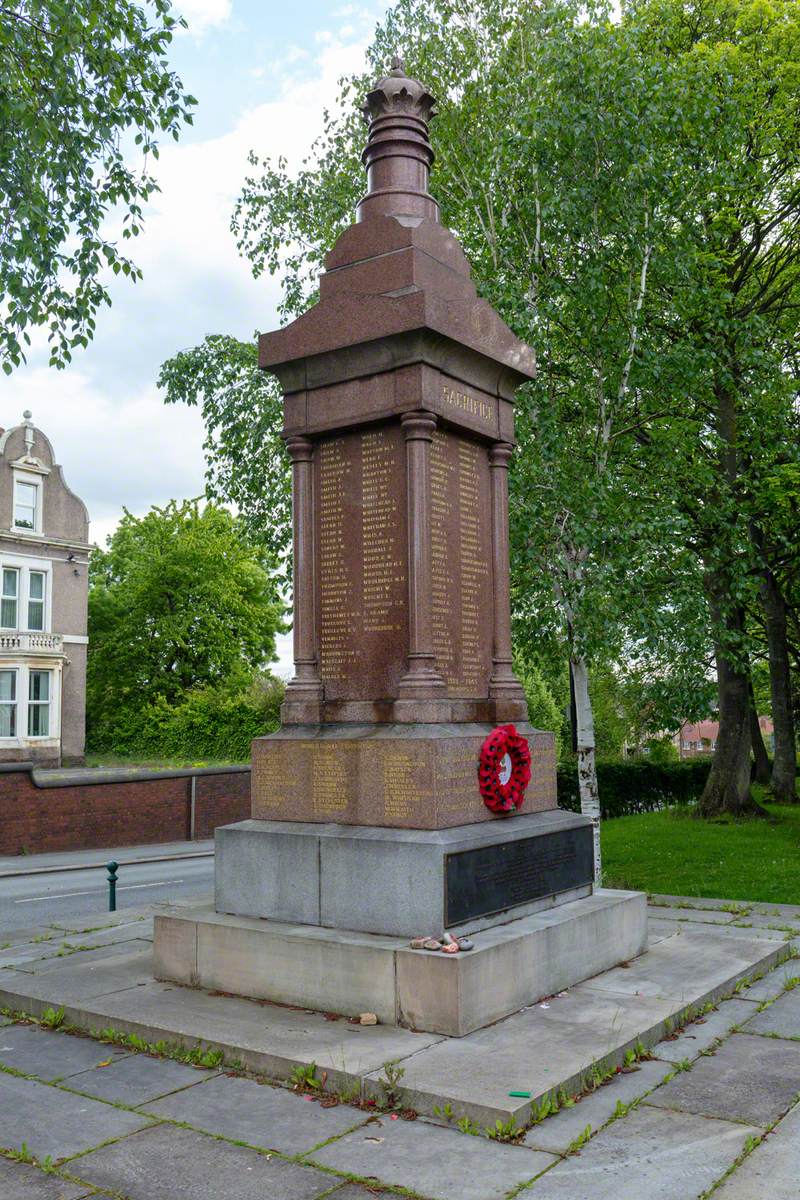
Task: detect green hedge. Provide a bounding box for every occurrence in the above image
[557,759,711,819]
[88,676,284,762]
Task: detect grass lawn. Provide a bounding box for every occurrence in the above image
[601,799,800,905]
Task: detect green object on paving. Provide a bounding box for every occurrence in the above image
[601,797,800,905]
[508,1090,532,1097]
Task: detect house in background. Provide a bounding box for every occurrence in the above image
[0,412,89,765]
[676,716,774,759]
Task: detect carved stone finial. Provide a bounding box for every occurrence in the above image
[357,59,439,225]
[22,411,34,454]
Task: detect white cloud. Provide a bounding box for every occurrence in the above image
[175,0,232,35]
[4,14,380,644]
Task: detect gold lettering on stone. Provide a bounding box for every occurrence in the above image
[316,426,408,700]
[442,384,492,425]
[318,439,357,683]
[430,429,493,696]
[361,429,405,635]
[435,743,480,811]
[311,745,350,817]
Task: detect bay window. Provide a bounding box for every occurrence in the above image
[28,670,50,737]
[1,568,18,628]
[0,670,16,737]
[28,571,45,631]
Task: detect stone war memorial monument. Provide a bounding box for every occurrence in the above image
[154,61,646,1036]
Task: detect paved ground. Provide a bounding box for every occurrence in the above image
[0,895,798,1199]
[0,842,213,934]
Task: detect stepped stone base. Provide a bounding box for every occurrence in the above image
[153,889,648,1037]
[214,809,594,937]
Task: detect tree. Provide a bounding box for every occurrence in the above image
[158,335,291,575]
[0,0,195,371]
[628,0,800,816]
[87,500,283,749]
[164,0,799,831]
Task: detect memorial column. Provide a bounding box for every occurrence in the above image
[397,411,446,702]
[488,441,526,710]
[282,436,323,721]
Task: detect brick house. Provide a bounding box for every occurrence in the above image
[676,716,774,759]
[0,412,89,765]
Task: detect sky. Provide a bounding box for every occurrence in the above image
[3,0,390,675]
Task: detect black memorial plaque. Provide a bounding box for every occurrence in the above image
[445,825,594,926]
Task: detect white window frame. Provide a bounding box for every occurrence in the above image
[1,566,19,630]
[0,661,61,744]
[0,667,18,738]
[0,554,52,633]
[27,668,52,738]
[12,469,43,534]
[27,570,46,632]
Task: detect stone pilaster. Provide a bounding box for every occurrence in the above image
[281,436,323,723]
[487,441,527,719]
[397,411,447,712]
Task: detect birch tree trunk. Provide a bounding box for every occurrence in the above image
[570,654,601,881]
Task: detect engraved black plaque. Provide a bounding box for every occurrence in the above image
[445,826,594,926]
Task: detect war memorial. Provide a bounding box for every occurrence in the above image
[153,60,647,1035]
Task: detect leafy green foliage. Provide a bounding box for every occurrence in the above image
[87,500,284,752]
[93,675,284,761]
[558,760,711,819]
[158,336,291,574]
[0,0,196,371]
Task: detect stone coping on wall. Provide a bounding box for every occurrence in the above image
[0,761,250,787]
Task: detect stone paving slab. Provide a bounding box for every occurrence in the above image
[523,1060,672,1153]
[0,1071,152,1161]
[0,950,156,1007]
[645,919,792,943]
[657,908,738,925]
[90,972,444,1090]
[731,913,800,932]
[0,1157,93,1200]
[651,997,756,1063]
[521,1104,759,1200]
[738,965,800,1003]
[365,987,686,1127]
[307,1113,556,1200]
[67,1050,212,1105]
[744,987,800,1038]
[646,1032,800,1127]
[6,939,154,977]
[649,896,751,912]
[582,928,787,1002]
[64,1122,334,1200]
[143,1072,371,1155]
[0,1022,130,1080]
[713,1099,800,1199]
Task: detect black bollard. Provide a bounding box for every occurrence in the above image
[106,861,118,912]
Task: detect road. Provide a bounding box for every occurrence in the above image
[0,847,214,935]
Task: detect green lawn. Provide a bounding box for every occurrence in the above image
[601,800,800,905]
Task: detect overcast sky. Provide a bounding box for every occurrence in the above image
[3,0,388,675]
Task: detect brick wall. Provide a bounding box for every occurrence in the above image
[0,764,250,855]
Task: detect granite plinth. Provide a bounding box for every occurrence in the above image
[215,809,592,937]
[251,722,556,829]
[154,889,648,1036]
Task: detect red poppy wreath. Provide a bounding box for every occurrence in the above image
[478,724,532,814]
